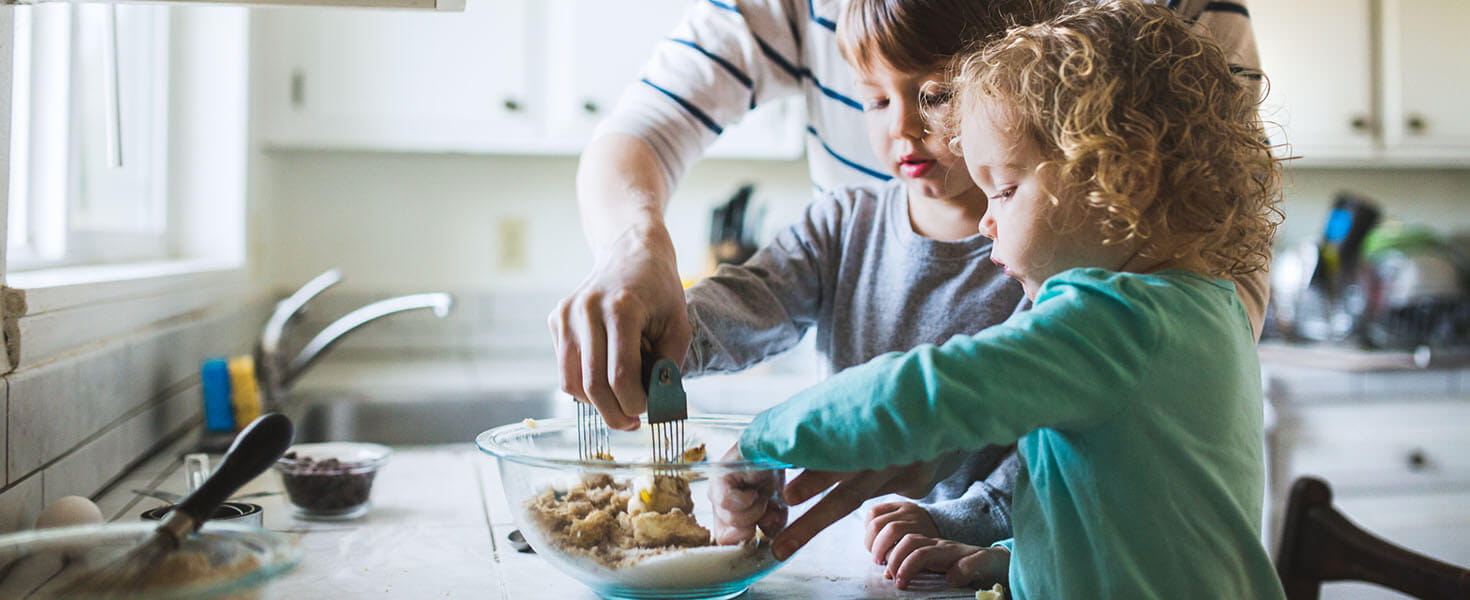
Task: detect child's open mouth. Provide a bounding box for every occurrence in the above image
[899,158,935,178]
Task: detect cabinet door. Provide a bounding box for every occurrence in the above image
[543,0,802,159]
[1252,0,1378,162]
[256,0,535,152]
[1379,0,1470,159]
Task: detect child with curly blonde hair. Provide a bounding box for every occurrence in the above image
[726,1,1287,597]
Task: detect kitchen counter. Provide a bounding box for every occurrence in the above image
[100,438,979,599]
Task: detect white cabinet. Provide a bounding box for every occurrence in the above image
[1265,388,1470,600]
[1379,0,1470,157]
[256,1,535,152]
[254,0,804,158]
[1252,0,1376,161]
[1253,0,1470,165]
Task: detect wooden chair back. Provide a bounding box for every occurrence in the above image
[1276,476,1470,600]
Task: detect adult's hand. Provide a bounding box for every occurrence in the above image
[769,458,951,561]
[549,134,692,431]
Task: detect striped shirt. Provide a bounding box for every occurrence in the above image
[596,0,1261,195]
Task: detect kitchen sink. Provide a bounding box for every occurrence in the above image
[286,388,567,446]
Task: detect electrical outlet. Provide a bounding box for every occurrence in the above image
[497,217,528,272]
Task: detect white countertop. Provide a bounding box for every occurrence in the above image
[102,441,978,599]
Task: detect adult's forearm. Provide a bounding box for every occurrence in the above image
[576,133,673,257]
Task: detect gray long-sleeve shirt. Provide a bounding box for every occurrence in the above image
[683,181,1026,545]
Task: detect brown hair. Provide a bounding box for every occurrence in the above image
[944,0,1282,277]
[837,0,1061,74]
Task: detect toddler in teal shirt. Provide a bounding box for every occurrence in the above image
[722,2,1288,598]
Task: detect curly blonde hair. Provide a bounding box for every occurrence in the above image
[941,0,1282,277]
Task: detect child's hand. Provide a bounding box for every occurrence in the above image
[767,459,952,561]
[708,445,787,545]
[883,535,1010,591]
[864,501,940,565]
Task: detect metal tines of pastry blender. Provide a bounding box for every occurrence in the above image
[576,399,611,461]
[641,351,688,473]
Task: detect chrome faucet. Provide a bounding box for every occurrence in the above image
[255,269,454,410]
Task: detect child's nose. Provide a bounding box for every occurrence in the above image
[979,213,997,239]
[891,104,925,140]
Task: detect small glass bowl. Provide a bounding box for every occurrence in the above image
[0,521,301,599]
[477,415,797,600]
[274,442,390,520]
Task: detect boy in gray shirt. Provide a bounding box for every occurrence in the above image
[675,0,1073,555]
[684,181,1025,547]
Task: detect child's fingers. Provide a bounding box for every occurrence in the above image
[865,501,907,522]
[772,473,884,560]
[896,545,969,589]
[884,533,937,580]
[866,505,921,559]
[712,484,759,513]
[757,502,788,538]
[782,470,843,505]
[714,523,757,545]
[946,547,1010,588]
[713,501,764,530]
[869,519,924,565]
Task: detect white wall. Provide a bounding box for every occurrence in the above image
[1273,167,1470,245]
[257,154,1470,296]
[256,152,815,294]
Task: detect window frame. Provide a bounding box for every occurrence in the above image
[7,2,174,273]
[2,6,253,372]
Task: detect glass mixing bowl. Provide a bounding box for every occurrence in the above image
[0,521,301,599]
[476,415,797,600]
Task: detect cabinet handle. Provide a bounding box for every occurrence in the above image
[1349,115,1370,133]
[582,100,600,115]
[1407,114,1427,134]
[503,98,522,112]
[1407,450,1428,471]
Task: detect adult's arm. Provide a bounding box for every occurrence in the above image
[551,0,809,429]
[1178,0,1271,339]
[550,133,687,430]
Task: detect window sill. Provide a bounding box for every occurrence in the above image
[4,258,254,370]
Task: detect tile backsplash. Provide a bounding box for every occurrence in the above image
[0,300,265,532]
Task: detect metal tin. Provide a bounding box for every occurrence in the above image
[140,501,264,528]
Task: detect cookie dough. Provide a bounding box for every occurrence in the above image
[627,475,694,516]
[525,444,713,568]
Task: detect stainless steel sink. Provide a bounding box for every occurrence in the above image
[287,389,565,445]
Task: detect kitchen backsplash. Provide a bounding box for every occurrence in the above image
[0,299,267,532]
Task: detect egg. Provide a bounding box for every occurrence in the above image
[35,496,104,529]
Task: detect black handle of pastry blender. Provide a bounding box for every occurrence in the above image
[169,413,294,537]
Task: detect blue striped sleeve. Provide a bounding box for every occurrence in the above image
[641,78,724,135]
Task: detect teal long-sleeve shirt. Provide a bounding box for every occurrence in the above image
[740,268,1285,600]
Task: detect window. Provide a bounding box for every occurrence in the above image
[8,3,172,272]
